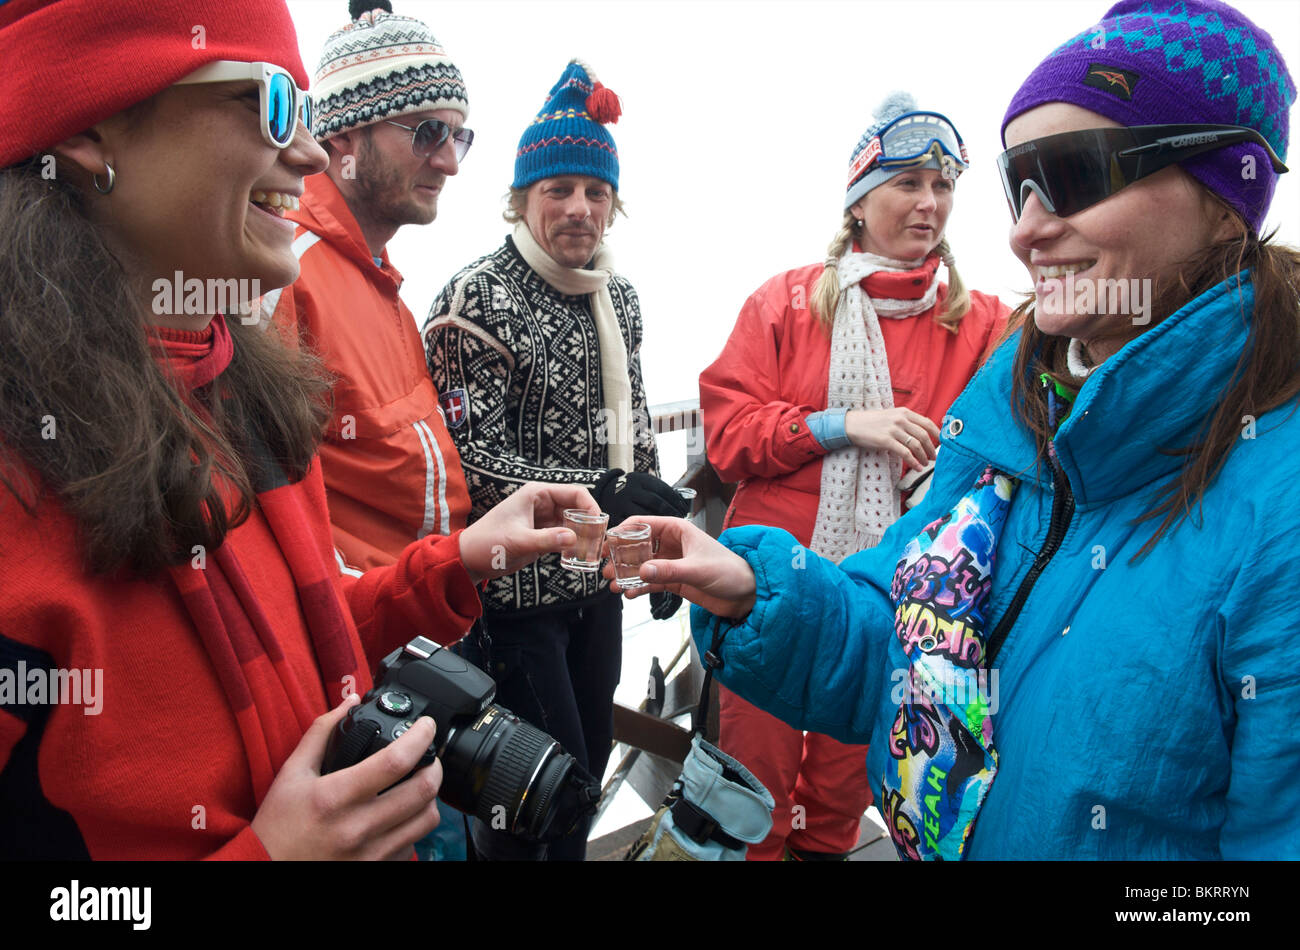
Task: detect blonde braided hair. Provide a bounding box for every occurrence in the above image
[810,213,971,333]
[810,211,857,329]
[934,236,970,332]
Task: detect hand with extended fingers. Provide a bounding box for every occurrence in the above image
[601,515,757,620]
[458,482,600,585]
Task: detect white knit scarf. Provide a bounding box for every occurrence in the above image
[512,222,634,472]
[809,249,940,564]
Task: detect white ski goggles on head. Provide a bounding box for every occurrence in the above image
[848,110,969,189]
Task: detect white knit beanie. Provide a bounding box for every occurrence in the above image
[312,0,468,141]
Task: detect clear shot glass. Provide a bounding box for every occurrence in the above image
[606,521,654,590]
[560,509,609,572]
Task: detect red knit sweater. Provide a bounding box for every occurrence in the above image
[0,325,482,859]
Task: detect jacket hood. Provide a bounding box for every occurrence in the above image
[947,273,1255,508]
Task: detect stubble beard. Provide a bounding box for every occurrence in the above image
[355,135,439,231]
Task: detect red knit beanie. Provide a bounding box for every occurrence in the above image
[0,0,308,167]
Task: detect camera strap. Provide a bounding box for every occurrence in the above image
[691,625,728,736]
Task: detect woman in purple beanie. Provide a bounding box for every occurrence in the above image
[611,0,1300,859]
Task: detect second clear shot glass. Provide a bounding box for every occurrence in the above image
[606,521,653,590]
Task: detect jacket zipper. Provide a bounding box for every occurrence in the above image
[986,418,1076,665]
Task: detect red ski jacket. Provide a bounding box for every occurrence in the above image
[700,258,1009,546]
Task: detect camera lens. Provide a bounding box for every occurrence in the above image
[438,704,592,842]
[320,638,602,845]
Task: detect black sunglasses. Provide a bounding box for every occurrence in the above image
[385,118,474,161]
[997,124,1288,221]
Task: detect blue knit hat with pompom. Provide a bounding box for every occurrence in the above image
[513,59,621,191]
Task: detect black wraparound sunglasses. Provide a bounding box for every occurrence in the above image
[997,124,1288,221]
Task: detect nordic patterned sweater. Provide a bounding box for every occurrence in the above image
[424,235,660,614]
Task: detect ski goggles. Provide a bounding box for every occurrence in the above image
[175,61,312,149]
[384,118,475,162]
[848,111,969,188]
[997,123,1289,222]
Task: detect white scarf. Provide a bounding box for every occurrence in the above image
[512,222,634,472]
[1066,338,1097,379]
[809,249,940,564]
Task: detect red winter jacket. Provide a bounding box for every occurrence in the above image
[0,460,480,860]
[700,257,1009,546]
[0,329,481,859]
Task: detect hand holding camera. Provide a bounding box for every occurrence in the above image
[320,636,601,844]
[249,694,444,861]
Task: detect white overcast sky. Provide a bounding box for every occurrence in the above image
[286,0,1299,409]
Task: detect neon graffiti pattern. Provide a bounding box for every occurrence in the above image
[881,466,1015,860]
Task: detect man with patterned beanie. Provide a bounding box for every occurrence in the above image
[424,59,688,861]
[265,0,473,582]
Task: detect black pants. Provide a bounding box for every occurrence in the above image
[461,594,622,861]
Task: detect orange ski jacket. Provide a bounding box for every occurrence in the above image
[266,174,471,573]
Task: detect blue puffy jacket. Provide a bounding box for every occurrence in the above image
[693,275,1300,859]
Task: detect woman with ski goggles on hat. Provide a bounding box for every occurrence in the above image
[616,0,1300,859]
[696,92,1009,860]
[0,0,595,860]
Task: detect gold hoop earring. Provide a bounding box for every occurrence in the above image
[93,162,115,195]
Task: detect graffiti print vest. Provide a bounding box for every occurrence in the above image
[881,466,1016,860]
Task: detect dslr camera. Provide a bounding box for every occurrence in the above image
[323,636,601,843]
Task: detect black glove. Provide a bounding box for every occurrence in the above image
[650,591,683,620]
[591,469,689,526]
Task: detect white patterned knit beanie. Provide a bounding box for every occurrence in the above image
[312,0,468,142]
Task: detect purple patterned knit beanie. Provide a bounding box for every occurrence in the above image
[1003,0,1295,232]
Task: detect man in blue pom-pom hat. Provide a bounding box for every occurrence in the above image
[424,58,686,861]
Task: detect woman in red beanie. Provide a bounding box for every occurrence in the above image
[0,0,594,860]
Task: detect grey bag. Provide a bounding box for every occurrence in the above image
[626,628,775,861]
[627,734,775,861]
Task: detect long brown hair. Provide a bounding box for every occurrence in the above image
[1008,220,1300,558]
[0,156,332,576]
